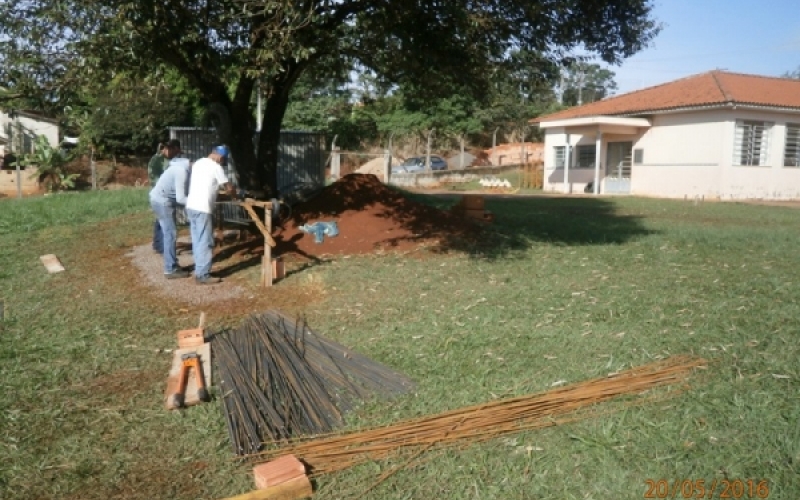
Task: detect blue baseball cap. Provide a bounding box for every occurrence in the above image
[213,145,229,159]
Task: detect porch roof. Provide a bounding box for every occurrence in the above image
[537,116,651,135]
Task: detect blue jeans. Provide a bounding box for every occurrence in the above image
[152,219,163,253]
[187,209,214,279]
[150,200,179,274]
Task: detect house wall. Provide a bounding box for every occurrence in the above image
[541,108,800,200]
[631,111,726,198]
[0,110,60,154]
[0,167,41,195]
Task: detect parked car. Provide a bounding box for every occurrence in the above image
[393,156,447,173]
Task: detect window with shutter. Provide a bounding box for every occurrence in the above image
[784,123,800,167]
[554,146,565,168]
[576,145,596,168]
[733,120,772,166]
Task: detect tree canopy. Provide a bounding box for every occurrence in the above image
[0,0,660,193]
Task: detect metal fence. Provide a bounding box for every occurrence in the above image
[168,127,326,192]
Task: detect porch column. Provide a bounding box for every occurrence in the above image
[593,132,603,195]
[564,133,571,194]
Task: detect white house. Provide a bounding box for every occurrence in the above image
[0,109,60,156]
[0,110,61,195]
[534,71,800,200]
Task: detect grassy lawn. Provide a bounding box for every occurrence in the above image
[1,188,799,499]
[444,168,541,194]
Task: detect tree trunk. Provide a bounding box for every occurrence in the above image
[254,62,305,196]
[255,91,289,196]
[225,77,264,191]
[218,62,306,195]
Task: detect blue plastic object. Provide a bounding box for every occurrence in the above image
[299,221,339,244]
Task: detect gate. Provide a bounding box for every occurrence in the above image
[168,127,326,192]
[604,141,632,194]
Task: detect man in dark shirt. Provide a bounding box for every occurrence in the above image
[147,139,181,253]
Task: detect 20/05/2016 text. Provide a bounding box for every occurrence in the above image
[644,479,769,499]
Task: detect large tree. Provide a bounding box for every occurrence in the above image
[560,62,619,106]
[0,0,660,193]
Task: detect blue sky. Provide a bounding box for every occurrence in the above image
[604,0,800,95]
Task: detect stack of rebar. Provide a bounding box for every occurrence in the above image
[213,310,414,455]
[254,355,707,475]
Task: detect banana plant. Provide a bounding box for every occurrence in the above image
[16,134,79,192]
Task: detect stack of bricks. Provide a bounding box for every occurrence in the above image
[251,454,312,499]
[451,195,494,223]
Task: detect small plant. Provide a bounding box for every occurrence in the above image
[17,134,79,192]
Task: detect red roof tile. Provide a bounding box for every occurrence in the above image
[535,71,800,122]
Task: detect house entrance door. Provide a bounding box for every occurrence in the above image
[605,142,633,194]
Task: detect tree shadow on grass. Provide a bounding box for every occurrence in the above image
[417,193,658,259]
[210,229,330,278]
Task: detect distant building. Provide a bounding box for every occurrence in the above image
[535,71,800,199]
[0,109,60,156]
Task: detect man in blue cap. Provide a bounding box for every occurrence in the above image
[186,145,235,284]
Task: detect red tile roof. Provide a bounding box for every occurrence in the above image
[535,71,800,122]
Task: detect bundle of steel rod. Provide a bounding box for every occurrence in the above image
[255,355,707,474]
[213,310,415,455]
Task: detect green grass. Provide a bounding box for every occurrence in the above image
[444,167,541,193]
[1,189,799,499]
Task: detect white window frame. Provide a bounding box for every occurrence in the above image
[553,146,565,168]
[784,123,800,167]
[733,120,772,166]
[575,145,596,168]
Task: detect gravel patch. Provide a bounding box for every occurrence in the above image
[127,236,245,305]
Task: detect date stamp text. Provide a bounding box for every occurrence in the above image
[644,479,769,498]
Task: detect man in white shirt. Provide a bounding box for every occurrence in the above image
[186,145,235,284]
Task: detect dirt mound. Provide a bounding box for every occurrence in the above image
[273,173,480,257]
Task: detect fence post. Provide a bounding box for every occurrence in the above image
[425,128,435,171]
[90,148,97,190]
[492,127,499,166]
[383,149,391,184]
[15,161,22,199]
[331,146,340,181]
[459,135,465,170]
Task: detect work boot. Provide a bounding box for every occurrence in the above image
[165,269,190,279]
[196,275,222,285]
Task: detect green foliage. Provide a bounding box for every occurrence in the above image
[561,61,619,106]
[15,135,78,192]
[0,0,660,190]
[784,66,800,79]
[62,70,199,155]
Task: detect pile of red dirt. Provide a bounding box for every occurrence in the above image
[273,173,481,257]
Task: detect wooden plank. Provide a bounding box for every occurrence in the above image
[164,342,212,410]
[261,208,273,287]
[40,254,65,273]
[241,200,275,209]
[242,204,277,248]
[221,475,313,500]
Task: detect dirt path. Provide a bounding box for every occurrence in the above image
[126,237,246,306]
